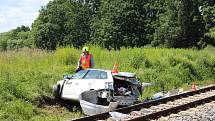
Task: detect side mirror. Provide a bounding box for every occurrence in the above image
[63,75,68,79]
[63,74,73,79]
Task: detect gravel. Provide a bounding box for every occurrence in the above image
[156,101,215,121]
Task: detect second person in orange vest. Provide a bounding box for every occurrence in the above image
[76,47,94,72]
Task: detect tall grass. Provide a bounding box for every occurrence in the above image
[0,46,214,120]
[0,48,81,120]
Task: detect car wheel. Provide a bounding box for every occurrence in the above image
[53,84,61,100]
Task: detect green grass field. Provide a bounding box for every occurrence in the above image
[0,46,214,120]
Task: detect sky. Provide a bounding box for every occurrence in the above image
[0,0,52,33]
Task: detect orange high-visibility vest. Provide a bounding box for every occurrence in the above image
[81,53,92,69]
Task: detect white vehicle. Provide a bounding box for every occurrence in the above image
[53,68,143,106]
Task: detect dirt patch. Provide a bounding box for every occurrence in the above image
[33,95,82,112]
[40,105,67,114]
[33,96,56,107]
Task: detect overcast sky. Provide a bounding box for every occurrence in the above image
[0,0,52,33]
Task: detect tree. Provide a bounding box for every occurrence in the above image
[91,0,150,49]
[153,0,180,47]
[30,0,215,49]
[199,0,215,47]
[153,0,203,48]
[32,0,91,50]
[63,0,92,48]
[84,0,101,15]
[177,0,203,48]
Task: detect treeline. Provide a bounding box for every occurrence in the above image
[0,25,34,51]
[1,0,215,50]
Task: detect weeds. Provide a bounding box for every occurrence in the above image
[0,46,214,120]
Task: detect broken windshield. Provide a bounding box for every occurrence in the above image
[83,70,107,79]
[72,70,89,79]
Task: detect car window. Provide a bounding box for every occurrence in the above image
[99,71,108,79]
[83,70,107,79]
[72,70,89,79]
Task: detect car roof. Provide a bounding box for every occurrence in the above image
[86,69,136,77]
[85,68,111,72]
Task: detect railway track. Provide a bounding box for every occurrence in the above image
[71,85,215,121]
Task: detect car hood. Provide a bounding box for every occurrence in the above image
[113,72,135,77]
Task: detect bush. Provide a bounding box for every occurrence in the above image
[0,40,7,51]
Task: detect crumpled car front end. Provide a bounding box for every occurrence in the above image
[111,72,142,106]
[81,72,143,107]
[79,72,143,115]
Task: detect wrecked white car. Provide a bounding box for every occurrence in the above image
[53,69,143,107]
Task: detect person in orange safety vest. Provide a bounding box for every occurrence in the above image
[76,47,94,72]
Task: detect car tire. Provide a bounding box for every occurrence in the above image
[53,84,61,100]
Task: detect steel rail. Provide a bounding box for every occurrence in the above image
[128,93,215,121]
[71,85,215,121]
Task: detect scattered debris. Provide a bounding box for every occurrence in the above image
[153,88,184,99]
[79,90,119,116]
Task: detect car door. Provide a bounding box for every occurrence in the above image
[61,70,89,100]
